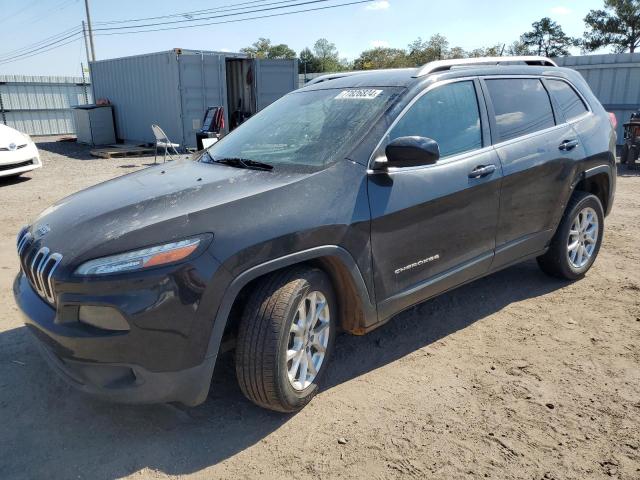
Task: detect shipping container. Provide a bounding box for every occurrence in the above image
[555,53,640,144]
[90,49,298,148]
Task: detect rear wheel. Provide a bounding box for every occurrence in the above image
[235,267,336,412]
[537,192,604,280]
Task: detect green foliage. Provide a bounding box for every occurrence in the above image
[313,38,342,72]
[353,47,410,70]
[407,34,450,65]
[506,40,532,56]
[448,46,467,59]
[298,47,320,73]
[520,17,578,57]
[240,38,296,59]
[240,38,272,59]
[268,44,297,59]
[583,0,640,53]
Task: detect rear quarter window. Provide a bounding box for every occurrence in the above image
[485,78,555,143]
[546,79,589,122]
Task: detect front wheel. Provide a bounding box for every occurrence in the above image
[235,267,336,412]
[537,192,604,280]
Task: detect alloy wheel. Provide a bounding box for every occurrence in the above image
[286,291,331,391]
[567,206,599,269]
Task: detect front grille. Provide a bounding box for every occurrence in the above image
[0,159,33,171]
[0,143,27,151]
[17,228,62,305]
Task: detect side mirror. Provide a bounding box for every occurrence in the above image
[381,136,440,169]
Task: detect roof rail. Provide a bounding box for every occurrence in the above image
[305,69,391,86]
[414,56,558,78]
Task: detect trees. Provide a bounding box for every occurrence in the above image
[521,17,577,57]
[353,47,409,70]
[268,44,297,59]
[240,38,272,58]
[507,40,532,56]
[299,47,320,73]
[583,0,640,53]
[448,46,467,59]
[407,34,449,65]
[240,38,296,59]
[313,38,341,72]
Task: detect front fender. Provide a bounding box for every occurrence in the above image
[204,245,378,360]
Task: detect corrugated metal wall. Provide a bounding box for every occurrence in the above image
[0,75,91,136]
[90,51,182,146]
[554,53,640,143]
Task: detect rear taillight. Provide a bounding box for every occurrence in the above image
[607,112,618,130]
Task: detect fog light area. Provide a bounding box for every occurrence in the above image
[78,305,130,331]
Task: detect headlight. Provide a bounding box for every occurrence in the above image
[75,237,203,276]
[22,132,32,143]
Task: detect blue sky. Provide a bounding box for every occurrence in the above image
[0,0,607,76]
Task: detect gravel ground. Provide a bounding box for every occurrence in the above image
[0,137,639,480]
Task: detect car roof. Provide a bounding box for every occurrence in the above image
[299,56,582,91]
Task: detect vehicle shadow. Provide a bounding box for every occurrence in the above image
[0,260,568,479]
[0,175,31,187]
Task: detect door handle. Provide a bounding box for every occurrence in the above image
[468,164,496,178]
[559,139,579,151]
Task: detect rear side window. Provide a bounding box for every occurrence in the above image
[389,81,482,158]
[546,79,588,122]
[485,78,555,142]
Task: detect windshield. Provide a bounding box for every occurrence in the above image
[202,87,400,169]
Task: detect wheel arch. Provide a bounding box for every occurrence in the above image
[204,246,378,361]
[572,165,612,215]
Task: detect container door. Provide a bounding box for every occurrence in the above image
[177,53,226,148]
[253,59,298,111]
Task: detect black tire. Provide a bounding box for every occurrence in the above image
[537,191,604,280]
[235,267,337,412]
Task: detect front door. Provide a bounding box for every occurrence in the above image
[368,79,501,320]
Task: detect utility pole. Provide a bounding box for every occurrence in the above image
[82,21,92,64]
[83,0,96,61]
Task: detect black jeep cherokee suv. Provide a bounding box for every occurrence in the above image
[14,57,616,412]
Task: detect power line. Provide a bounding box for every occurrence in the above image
[94,0,373,36]
[0,0,305,63]
[93,0,299,25]
[0,0,372,66]
[93,0,339,31]
[0,0,40,25]
[0,37,82,67]
[0,30,83,63]
[0,26,82,59]
[20,0,79,26]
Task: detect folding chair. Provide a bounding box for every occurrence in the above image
[151,124,180,163]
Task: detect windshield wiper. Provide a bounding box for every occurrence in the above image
[211,157,274,171]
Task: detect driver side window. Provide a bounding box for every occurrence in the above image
[389,81,482,158]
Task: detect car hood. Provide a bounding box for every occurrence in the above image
[29,159,311,265]
[0,124,28,147]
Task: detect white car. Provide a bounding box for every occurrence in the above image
[0,124,41,178]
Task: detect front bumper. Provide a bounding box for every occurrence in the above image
[0,143,41,177]
[30,332,215,406]
[13,255,225,406]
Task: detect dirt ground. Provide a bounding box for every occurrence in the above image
[0,138,638,480]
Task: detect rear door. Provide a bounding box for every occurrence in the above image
[481,76,587,269]
[368,79,502,320]
[254,59,298,111]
